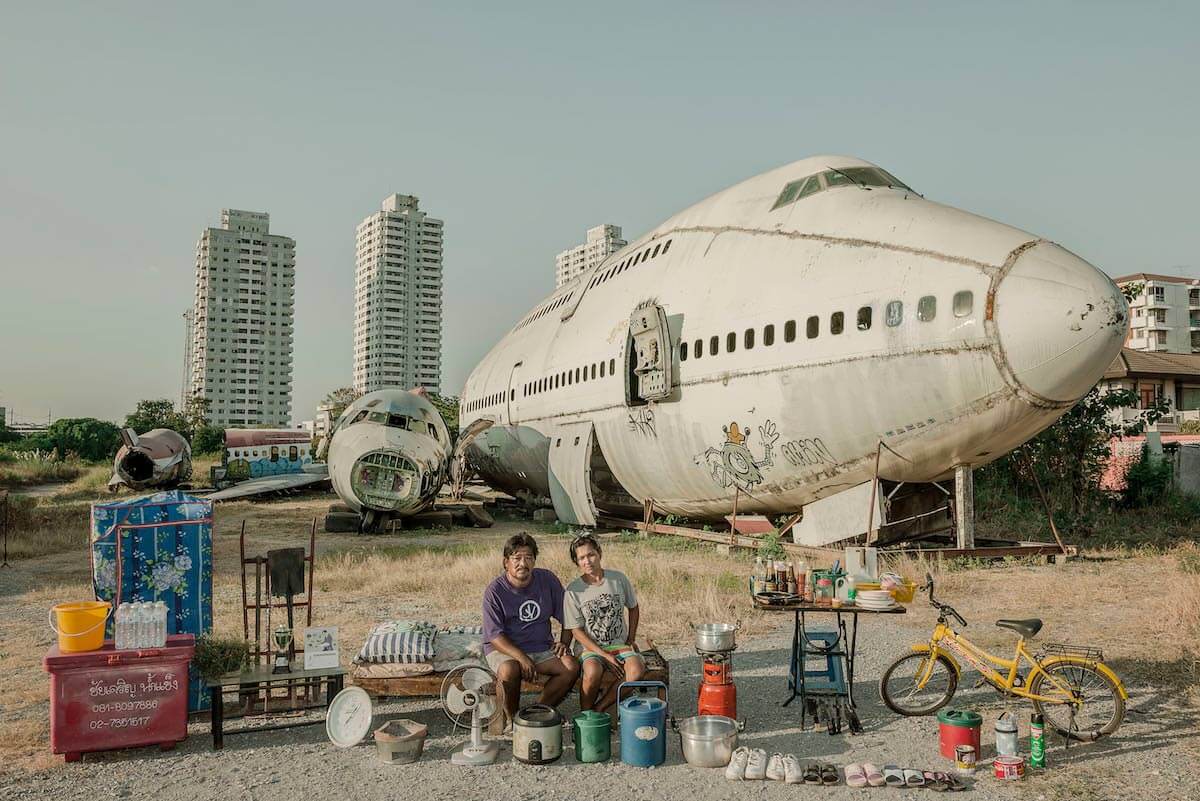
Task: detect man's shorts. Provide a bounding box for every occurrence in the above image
[580,644,644,664]
[486,648,558,673]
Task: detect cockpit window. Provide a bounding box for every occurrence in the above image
[771,167,912,211]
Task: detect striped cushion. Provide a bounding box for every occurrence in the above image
[354,620,436,665]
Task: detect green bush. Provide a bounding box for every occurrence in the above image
[1122,445,1173,508]
[192,634,250,680]
[1181,420,1200,435]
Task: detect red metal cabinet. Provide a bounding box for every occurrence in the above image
[43,634,195,762]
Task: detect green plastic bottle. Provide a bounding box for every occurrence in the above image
[1030,712,1045,768]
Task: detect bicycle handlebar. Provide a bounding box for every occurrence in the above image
[922,573,967,627]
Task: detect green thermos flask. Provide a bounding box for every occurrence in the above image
[1030,712,1045,768]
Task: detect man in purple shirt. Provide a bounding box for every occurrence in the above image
[482,533,580,720]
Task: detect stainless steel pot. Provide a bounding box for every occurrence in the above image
[671,715,743,767]
[692,622,738,652]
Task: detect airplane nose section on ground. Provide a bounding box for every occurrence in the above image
[991,242,1128,406]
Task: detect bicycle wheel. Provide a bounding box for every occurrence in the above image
[880,651,958,716]
[1029,661,1125,741]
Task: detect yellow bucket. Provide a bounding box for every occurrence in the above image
[49,601,111,653]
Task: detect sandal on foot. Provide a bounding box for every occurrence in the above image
[903,769,925,787]
[925,771,948,791]
[863,763,886,788]
[883,765,905,787]
[820,764,840,786]
[803,764,822,785]
[845,764,867,788]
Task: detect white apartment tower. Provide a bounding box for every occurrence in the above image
[353,194,444,394]
[1114,272,1200,354]
[187,209,296,427]
[555,224,626,287]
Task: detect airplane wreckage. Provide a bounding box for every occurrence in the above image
[108,428,193,491]
[208,388,492,533]
[457,154,1129,548]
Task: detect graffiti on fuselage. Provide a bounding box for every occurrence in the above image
[694,419,779,492]
[627,407,656,438]
[780,437,836,469]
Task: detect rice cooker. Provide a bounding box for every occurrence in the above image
[513,704,563,764]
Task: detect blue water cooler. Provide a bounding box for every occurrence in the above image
[618,681,668,767]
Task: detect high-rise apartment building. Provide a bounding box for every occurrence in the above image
[555,224,626,287]
[187,209,296,427]
[353,194,443,394]
[1113,273,1200,354]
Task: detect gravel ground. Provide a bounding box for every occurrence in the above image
[5,617,1198,801]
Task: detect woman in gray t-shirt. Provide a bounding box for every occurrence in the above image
[563,534,646,713]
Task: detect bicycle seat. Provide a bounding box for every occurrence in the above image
[995,619,1043,638]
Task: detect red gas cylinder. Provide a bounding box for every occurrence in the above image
[701,659,732,685]
[43,634,195,762]
[697,681,737,718]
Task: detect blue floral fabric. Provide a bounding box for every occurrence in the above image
[91,490,213,711]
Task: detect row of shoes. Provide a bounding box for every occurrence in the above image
[724,751,969,791]
[724,749,839,785]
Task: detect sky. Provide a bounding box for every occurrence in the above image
[1,1,1197,426]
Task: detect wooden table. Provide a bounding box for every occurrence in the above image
[756,601,905,733]
[206,662,346,749]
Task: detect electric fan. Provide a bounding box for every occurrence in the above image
[439,664,500,766]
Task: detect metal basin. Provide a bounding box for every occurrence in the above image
[693,622,737,652]
[672,715,742,767]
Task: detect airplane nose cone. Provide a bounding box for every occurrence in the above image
[992,242,1128,405]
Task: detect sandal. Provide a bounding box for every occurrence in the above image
[883,765,905,787]
[924,771,948,791]
[820,764,840,786]
[803,764,822,785]
[903,768,925,787]
[863,763,886,788]
[941,772,968,792]
[844,763,867,789]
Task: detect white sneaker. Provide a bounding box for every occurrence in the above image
[784,753,804,785]
[725,747,750,780]
[766,752,786,781]
[745,748,768,780]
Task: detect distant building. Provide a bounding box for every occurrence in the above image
[1113,273,1200,354]
[187,209,296,428]
[353,194,443,394]
[300,403,337,440]
[1103,348,1200,432]
[555,224,626,287]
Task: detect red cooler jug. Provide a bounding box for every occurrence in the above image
[937,709,982,760]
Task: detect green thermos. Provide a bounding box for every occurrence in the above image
[1030,712,1045,768]
[572,710,611,763]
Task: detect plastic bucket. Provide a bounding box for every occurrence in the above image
[572,710,611,762]
[937,709,982,760]
[49,601,111,653]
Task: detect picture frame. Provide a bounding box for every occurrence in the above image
[303,626,339,670]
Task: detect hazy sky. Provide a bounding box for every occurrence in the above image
[2,2,1197,425]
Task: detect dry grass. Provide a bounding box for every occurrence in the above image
[0,459,85,489]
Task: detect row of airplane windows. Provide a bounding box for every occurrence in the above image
[516,290,575,330]
[586,238,673,290]
[464,357,621,414]
[679,291,974,362]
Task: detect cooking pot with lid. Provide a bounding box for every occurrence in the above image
[513,704,562,764]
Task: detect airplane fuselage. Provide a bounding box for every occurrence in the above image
[459,156,1127,524]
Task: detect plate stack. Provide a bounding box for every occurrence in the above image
[854,589,899,610]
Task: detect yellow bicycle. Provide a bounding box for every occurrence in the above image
[880,574,1127,741]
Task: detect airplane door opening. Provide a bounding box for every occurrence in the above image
[627,303,674,405]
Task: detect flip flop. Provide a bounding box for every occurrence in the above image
[883,765,905,787]
[862,763,886,788]
[940,772,968,792]
[844,763,867,789]
[904,768,925,787]
[803,764,822,785]
[820,764,840,786]
[925,771,948,791]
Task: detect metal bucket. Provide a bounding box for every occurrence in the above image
[692,622,737,652]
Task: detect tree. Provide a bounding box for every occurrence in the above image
[27,418,121,462]
[428,393,460,443]
[181,395,211,438]
[321,387,361,424]
[124,399,189,438]
[191,425,226,455]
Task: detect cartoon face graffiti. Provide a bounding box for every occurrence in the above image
[694,419,779,491]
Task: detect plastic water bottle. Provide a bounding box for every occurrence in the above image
[154,601,168,646]
[114,603,128,650]
[135,602,149,649]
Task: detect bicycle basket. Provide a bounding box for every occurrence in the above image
[1039,642,1104,664]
